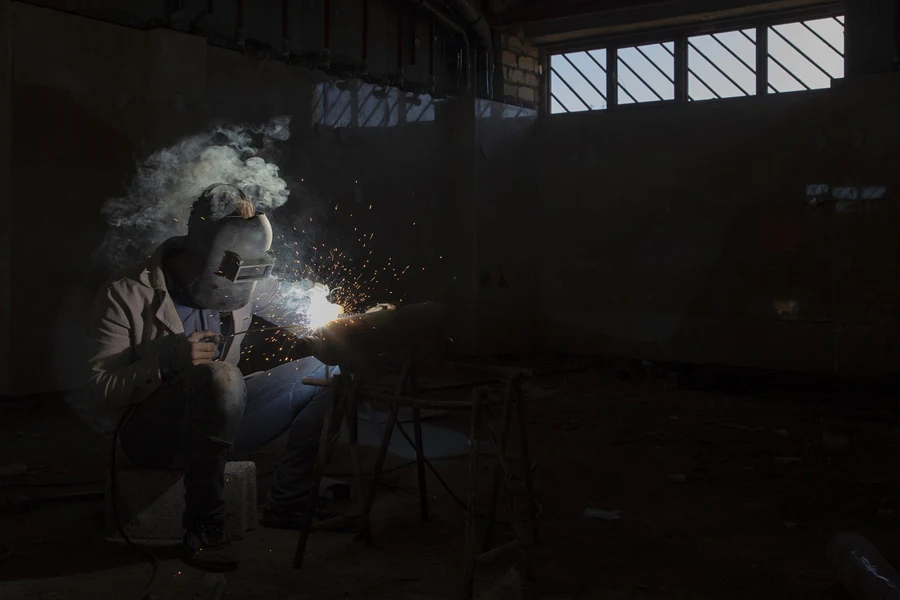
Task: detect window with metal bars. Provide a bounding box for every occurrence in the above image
[767,16,844,94]
[618,42,675,105]
[549,14,844,114]
[688,29,757,100]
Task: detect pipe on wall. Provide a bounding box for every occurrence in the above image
[408,0,472,92]
[323,0,332,67]
[397,6,404,85]
[281,0,290,59]
[444,0,493,97]
[428,15,435,90]
[362,0,370,74]
[409,5,417,67]
[235,0,245,51]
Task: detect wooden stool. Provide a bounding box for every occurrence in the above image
[293,358,538,599]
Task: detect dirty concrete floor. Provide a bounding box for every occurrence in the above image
[1,360,898,599]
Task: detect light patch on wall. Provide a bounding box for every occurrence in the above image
[773,300,799,319]
[477,100,537,119]
[831,185,889,213]
[861,187,887,199]
[314,82,436,128]
[806,184,888,211]
[806,183,828,206]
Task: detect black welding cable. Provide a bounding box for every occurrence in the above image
[111,405,159,600]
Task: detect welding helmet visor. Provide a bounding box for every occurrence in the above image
[181,184,276,311]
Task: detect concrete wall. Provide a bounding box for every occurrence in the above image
[22,0,462,94]
[0,0,10,396]
[499,32,541,109]
[9,2,505,394]
[537,73,900,376]
[472,99,539,355]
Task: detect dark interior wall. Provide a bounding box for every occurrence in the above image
[8,1,486,395]
[22,0,460,93]
[537,74,900,376]
[0,0,10,397]
[472,99,539,355]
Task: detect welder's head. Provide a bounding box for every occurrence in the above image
[180,183,276,311]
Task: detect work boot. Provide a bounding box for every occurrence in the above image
[183,426,230,532]
[182,522,239,573]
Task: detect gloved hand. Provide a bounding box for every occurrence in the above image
[287,336,323,362]
[365,303,397,313]
[160,330,223,381]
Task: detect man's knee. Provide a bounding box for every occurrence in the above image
[187,362,247,417]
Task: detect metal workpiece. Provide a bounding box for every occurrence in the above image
[308,302,447,368]
[828,532,900,600]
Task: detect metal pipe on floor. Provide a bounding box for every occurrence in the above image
[827,532,900,600]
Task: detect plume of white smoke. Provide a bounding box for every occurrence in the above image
[97,116,292,270]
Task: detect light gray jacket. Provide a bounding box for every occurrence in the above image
[80,239,280,427]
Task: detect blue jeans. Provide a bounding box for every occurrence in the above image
[120,358,337,527]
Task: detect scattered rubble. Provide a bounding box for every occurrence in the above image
[583,507,622,521]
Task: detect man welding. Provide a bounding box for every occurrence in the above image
[84,183,342,573]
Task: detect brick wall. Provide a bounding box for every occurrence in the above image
[499,31,541,109]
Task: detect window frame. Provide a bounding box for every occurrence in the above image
[543,3,845,115]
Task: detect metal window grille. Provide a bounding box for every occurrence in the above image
[767,16,844,93]
[617,42,675,105]
[688,29,757,101]
[549,13,844,115]
[550,50,608,114]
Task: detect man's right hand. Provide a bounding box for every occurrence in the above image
[181,330,223,367]
[162,330,223,380]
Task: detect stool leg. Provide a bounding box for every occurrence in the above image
[462,389,484,600]
[356,400,398,544]
[344,372,367,526]
[356,360,411,543]
[412,407,428,521]
[293,377,340,569]
[482,376,516,553]
[515,378,539,545]
[410,369,428,521]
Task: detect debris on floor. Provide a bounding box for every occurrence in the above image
[0,464,27,478]
[583,508,622,521]
[4,361,900,599]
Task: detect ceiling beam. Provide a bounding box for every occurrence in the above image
[489,0,672,26]
[514,0,841,47]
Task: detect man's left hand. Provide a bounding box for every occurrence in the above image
[287,337,315,361]
[365,303,397,313]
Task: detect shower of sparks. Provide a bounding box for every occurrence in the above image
[238,186,445,367]
[282,280,344,329]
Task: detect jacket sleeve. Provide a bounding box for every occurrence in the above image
[251,276,296,327]
[84,283,167,411]
[250,276,317,360]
